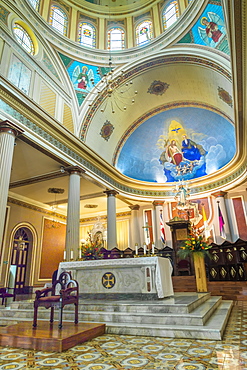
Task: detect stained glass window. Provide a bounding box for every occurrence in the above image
[8,55,32,94]
[78,22,96,48]
[13,24,35,55]
[28,0,40,11]
[163,1,179,30]
[136,20,153,46]
[107,28,125,50]
[49,5,68,35]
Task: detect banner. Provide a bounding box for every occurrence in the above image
[218,204,226,239]
[160,210,166,244]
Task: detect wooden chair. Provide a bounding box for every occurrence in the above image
[0,288,15,305]
[177,259,191,276]
[33,271,79,329]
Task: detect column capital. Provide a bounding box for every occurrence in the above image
[104,189,119,197]
[152,201,164,207]
[0,120,24,137]
[129,204,140,211]
[64,166,85,175]
[211,191,227,198]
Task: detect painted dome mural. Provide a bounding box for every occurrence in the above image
[116,107,235,183]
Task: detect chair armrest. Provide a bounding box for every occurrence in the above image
[35,287,53,299]
[60,287,78,299]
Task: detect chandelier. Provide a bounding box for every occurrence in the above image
[46,188,64,229]
[88,57,138,114]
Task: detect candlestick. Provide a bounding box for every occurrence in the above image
[143,243,146,255]
[135,243,138,255]
[70,250,74,260]
[152,243,155,254]
[63,250,66,261]
[79,248,82,259]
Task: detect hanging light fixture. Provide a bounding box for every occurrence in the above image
[46,188,65,229]
[88,3,137,113]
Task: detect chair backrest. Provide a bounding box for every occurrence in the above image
[178,259,190,268]
[0,288,7,294]
[53,271,78,293]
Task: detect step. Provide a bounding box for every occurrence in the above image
[105,301,233,340]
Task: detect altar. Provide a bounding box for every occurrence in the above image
[58,257,173,300]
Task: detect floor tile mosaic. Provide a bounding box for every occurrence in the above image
[0,301,247,369]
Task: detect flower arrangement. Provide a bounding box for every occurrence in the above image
[178,227,212,260]
[80,232,103,260]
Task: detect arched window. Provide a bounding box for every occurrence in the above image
[49,5,68,35]
[107,27,125,50]
[136,20,153,46]
[13,23,35,55]
[28,0,40,11]
[162,1,179,30]
[78,22,96,48]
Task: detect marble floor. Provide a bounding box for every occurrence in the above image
[0,301,246,370]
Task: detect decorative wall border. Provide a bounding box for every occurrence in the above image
[0,98,245,198]
[112,101,234,166]
[80,55,232,141]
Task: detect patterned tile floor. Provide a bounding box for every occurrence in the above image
[0,301,247,369]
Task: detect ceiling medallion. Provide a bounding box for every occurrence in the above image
[147,80,169,96]
[84,204,98,208]
[218,87,233,107]
[100,120,114,141]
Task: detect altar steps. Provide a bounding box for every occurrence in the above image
[0,293,233,340]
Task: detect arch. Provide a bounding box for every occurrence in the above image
[107,27,125,50]
[7,223,37,290]
[49,4,68,36]
[136,20,153,46]
[78,22,96,48]
[162,1,179,30]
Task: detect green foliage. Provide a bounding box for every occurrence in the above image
[80,232,103,260]
[178,228,212,260]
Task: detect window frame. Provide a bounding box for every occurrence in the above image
[78,21,96,48]
[135,19,153,46]
[13,23,35,55]
[49,4,68,36]
[107,26,125,50]
[162,0,179,30]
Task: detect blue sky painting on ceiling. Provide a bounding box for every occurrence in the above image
[116,107,235,183]
[178,2,230,55]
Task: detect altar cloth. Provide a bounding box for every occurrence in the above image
[58,256,174,299]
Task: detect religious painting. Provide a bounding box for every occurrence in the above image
[178,2,230,55]
[116,107,235,183]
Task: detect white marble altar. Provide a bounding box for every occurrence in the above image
[58,257,174,299]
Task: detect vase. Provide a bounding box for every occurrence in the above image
[193,253,208,292]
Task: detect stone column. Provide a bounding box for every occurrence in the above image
[104,190,118,250]
[65,166,85,260]
[129,205,141,248]
[212,191,231,243]
[0,120,24,248]
[152,201,165,250]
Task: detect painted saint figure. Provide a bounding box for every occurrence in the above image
[201,17,222,43]
[181,135,206,162]
[167,140,183,166]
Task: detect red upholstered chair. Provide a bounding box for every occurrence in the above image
[177,259,191,275]
[0,288,15,305]
[33,271,79,329]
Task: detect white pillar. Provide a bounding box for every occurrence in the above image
[212,191,232,243]
[0,121,23,247]
[65,166,84,260]
[104,190,118,250]
[129,204,141,248]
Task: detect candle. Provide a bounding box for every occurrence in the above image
[79,249,82,259]
[144,243,146,255]
[63,250,66,260]
[152,243,155,254]
[70,250,74,260]
[135,244,138,255]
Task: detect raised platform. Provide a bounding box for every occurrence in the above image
[0,322,105,352]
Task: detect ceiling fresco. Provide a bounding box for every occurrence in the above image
[116,107,235,183]
[178,1,229,55]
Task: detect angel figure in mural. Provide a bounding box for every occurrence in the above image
[166,140,183,167]
[72,65,95,92]
[199,12,225,46]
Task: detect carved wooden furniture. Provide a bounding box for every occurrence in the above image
[177,259,191,276]
[33,271,79,329]
[0,288,15,305]
[208,239,247,281]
